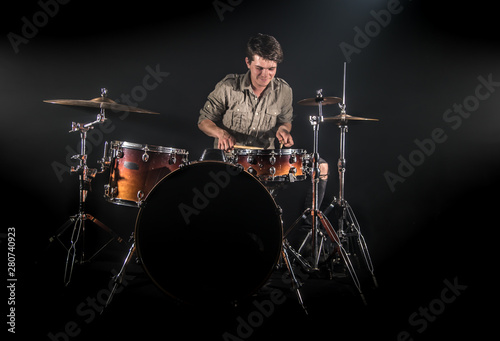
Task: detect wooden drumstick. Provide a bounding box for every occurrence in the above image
[233,144,264,150]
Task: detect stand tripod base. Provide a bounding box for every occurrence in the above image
[286,208,369,305]
[50,213,123,286]
[325,199,378,288]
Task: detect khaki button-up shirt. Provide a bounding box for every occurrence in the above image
[198,71,293,149]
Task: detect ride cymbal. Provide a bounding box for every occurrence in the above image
[323,114,379,124]
[43,96,159,114]
[297,96,342,106]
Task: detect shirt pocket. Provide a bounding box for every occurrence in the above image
[223,106,252,133]
[262,107,280,131]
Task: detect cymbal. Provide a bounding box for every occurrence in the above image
[297,96,342,106]
[323,114,379,124]
[43,97,159,114]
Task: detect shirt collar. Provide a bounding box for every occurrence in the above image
[240,70,276,94]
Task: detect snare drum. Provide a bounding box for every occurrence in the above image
[102,141,189,207]
[232,148,307,182]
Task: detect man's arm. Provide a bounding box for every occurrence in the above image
[198,119,236,151]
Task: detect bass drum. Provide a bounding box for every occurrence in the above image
[135,161,283,305]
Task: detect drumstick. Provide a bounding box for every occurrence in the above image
[233,144,264,150]
[279,141,284,149]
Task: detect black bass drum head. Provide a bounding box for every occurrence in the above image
[135,161,283,305]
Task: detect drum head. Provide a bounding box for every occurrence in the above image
[135,161,283,305]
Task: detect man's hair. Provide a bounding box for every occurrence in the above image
[246,33,284,64]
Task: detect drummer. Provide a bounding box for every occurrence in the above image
[198,33,293,150]
[197,33,328,246]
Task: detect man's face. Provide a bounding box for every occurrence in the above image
[245,55,277,89]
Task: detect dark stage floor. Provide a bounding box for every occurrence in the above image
[21,231,488,341]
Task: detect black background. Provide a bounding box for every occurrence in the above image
[2,0,498,339]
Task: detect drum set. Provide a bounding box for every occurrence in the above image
[45,65,378,312]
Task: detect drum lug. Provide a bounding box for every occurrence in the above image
[105,184,117,199]
[142,151,150,162]
[248,167,257,176]
[169,155,177,165]
[116,145,123,158]
[290,153,297,164]
[269,155,276,165]
[247,155,254,164]
[137,190,145,203]
[269,166,276,177]
[289,166,297,175]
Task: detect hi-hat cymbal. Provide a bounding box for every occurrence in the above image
[323,114,379,124]
[43,97,159,114]
[297,96,342,106]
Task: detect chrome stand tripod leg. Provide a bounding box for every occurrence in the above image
[345,202,378,287]
[282,240,308,315]
[318,211,367,305]
[63,215,83,286]
[104,239,136,311]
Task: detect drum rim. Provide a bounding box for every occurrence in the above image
[110,140,189,154]
[134,160,284,305]
[234,148,307,155]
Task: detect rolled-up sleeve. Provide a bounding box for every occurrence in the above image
[198,80,228,125]
[277,86,293,125]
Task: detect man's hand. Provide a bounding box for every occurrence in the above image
[198,119,236,151]
[217,130,236,151]
[276,124,294,147]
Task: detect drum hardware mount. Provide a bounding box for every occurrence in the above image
[45,88,124,286]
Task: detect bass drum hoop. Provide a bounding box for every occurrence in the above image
[135,161,283,305]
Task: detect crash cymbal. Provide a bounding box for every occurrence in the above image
[297,96,342,106]
[43,97,159,114]
[323,114,379,124]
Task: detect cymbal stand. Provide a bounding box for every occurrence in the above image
[285,88,367,305]
[324,63,377,288]
[284,89,324,267]
[51,89,123,286]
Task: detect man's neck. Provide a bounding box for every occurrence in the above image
[251,84,267,98]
